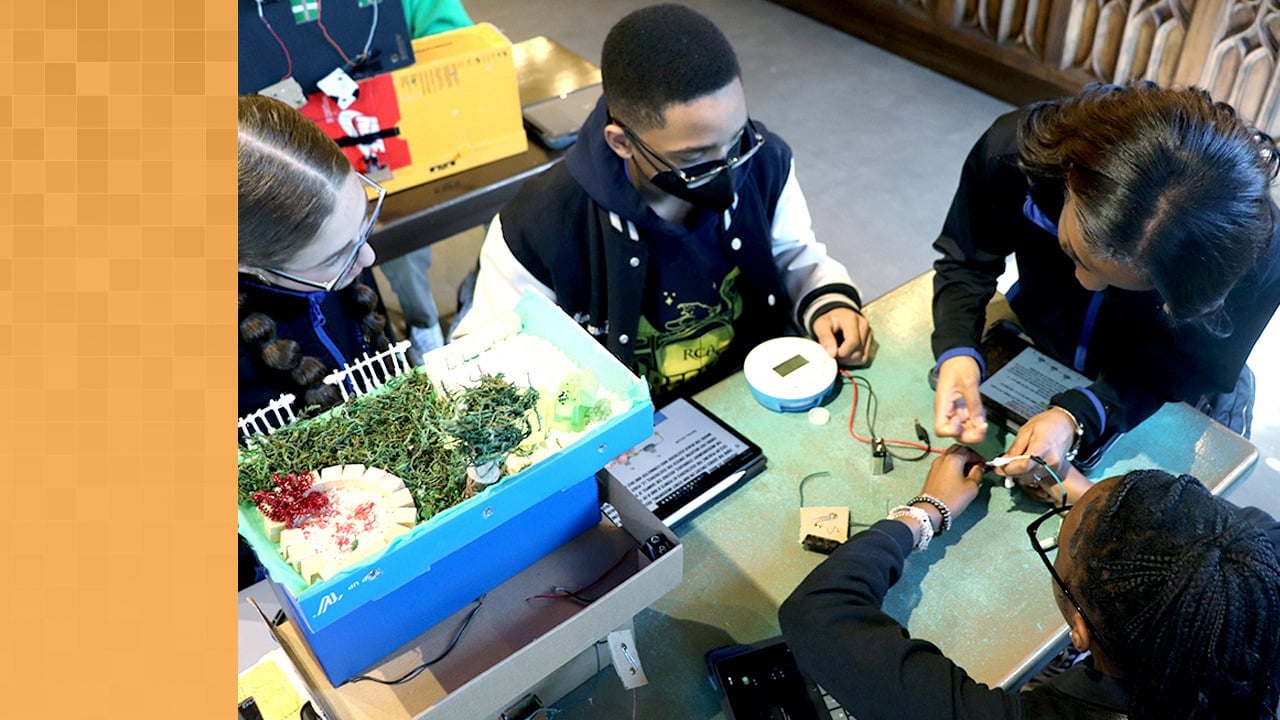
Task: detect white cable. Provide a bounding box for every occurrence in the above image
[361,0,380,59]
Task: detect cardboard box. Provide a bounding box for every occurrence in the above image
[380,22,528,194]
[238,291,653,686]
[267,473,684,720]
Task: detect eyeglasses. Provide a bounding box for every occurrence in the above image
[621,118,765,188]
[1027,504,1111,653]
[261,173,386,292]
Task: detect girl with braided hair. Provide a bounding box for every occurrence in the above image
[1063,469,1280,718]
[237,93,394,418]
[781,448,1280,719]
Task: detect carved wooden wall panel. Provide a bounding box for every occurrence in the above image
[1116,0,1194,83]
[1060,0,1195,83]
[960,0,1055,56]
[1196,0,1280,134]
[771,0,1279,120]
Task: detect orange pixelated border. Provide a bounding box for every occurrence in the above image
[0,2,236,717]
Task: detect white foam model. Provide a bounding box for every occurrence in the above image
[260,464,418,584]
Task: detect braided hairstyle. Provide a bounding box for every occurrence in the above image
[1018,82,1278,332]
[1071,470,1280,719]
[238,94,390,413]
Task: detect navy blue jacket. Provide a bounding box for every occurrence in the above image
[238,271,384,418]
[779,506,1280,719]
[932,109,1280,456]
[454,98,861,395]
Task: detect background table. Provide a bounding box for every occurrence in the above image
[583,270,1257,718]
[238,272,1257,719]
[369,37,600,264]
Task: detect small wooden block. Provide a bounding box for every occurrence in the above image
[799,506,849,543]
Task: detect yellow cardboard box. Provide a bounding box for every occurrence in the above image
[380,23,528,195]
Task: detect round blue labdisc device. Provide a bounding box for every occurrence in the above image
[743,337,838,412]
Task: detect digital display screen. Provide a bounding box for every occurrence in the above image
[773,354,809,377]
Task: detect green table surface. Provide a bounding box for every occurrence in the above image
[579,271,1258,718]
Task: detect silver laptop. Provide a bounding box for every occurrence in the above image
[522,83,602,150]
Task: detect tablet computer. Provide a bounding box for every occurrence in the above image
[602,397,766,526]
[522,83,602,150]
[707,637,852,720]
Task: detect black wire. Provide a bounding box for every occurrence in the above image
[851,375,879,438]
[847,375,932,461]
[531,545,636,604]
[349,594,486,685]
[889,426,932,462]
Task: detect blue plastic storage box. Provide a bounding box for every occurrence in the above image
[237,291,653,685]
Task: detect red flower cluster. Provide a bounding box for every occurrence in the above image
[252,471,333,529]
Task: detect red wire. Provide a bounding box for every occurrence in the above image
[840,369,944,455]
[316,0,355,66]
[845,374,873,443]
[259,15,294,82]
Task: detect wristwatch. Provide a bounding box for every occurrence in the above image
[888,504,934,551]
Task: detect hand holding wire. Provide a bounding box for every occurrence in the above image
[984,452,1068,506]
[993,409,1080,502]
[813,307,872,366]
[916,445,987,518]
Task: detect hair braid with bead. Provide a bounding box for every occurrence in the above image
[238,283,391,414]
[1074,470,1280,719]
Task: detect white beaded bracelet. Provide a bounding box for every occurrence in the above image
[888,504,934,552]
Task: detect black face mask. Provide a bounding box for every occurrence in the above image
[650,164,737,211]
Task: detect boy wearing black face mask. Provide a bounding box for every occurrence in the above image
[454,4,871,399]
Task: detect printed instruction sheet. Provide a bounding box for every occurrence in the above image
[980,347,1091,424]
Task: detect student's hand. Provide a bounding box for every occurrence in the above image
[1013,464,1093,506]
[812,307,872,366]
[916,444,986,517]
[933,356,987,443]
[997,408,1078,504]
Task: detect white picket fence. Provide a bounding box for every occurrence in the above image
[323,340,414,402]
[237,340,415,442]
[237,393,297,444]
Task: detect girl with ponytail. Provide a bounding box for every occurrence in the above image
[237,94,394,417]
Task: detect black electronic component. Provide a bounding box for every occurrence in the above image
[238,697,265,720]
[871,438,893,475]
[641,533,675,560]
[707,639,832,720]
[801,534,841,555]
[914,419,930,445]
